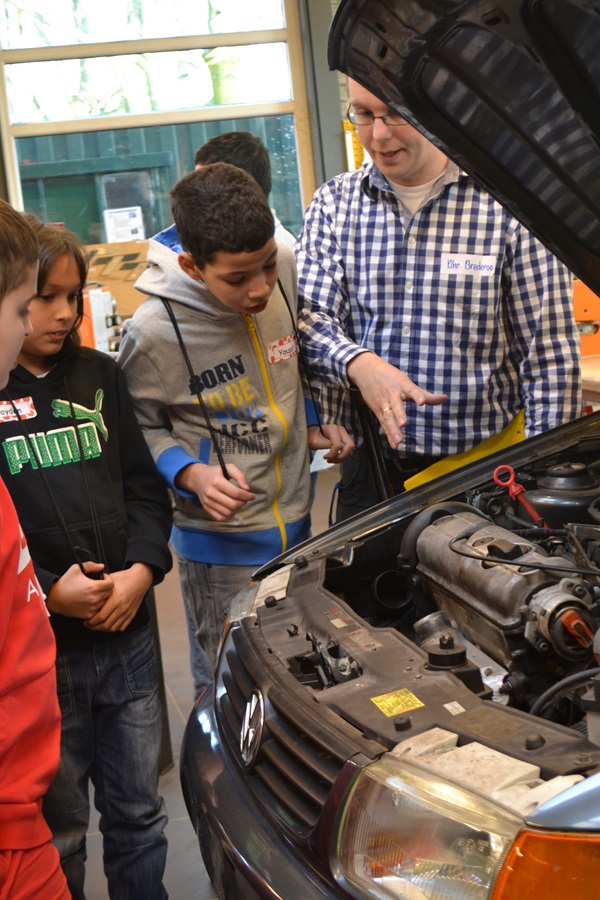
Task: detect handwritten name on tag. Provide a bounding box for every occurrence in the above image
[441,253,496,276]
[0,397,36,423]
[269,334,298,364]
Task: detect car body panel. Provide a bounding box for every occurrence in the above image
[527,769,600,830]
[180,693,349,899]
[181,412,600,896]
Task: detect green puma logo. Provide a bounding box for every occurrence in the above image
[52,389,108,440]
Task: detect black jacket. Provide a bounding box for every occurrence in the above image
[0,346,173,648]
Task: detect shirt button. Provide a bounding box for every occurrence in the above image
[402,326,410,335]
[407,236,416,245]
[406,281,413,290]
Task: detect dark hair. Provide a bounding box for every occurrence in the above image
[171,163,275,267]
[24,216,88,361]
[194,131,272,198]
[0,200,39,301]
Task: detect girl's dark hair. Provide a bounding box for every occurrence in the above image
[24,216,88,363]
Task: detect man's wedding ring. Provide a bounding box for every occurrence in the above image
[382,406,392,414]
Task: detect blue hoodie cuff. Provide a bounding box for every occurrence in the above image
[304,396,321,428]
[157,445,201,496]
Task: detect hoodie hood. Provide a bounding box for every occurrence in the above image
[135,225,235,320]
[8,344,78,388]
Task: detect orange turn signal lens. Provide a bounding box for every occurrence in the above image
[492,829,600,899]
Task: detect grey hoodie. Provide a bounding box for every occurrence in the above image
[118,231,313,566]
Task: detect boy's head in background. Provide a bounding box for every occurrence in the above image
[0,200,39,388]
[171,162,278,316]
[194,131,272,198]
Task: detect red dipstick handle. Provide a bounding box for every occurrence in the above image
[493,465,548,528]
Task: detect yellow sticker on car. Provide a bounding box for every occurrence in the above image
[371,689,425,717]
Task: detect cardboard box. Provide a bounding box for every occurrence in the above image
[86,240,149,318]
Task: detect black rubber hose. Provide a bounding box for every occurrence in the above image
[529,667,600,717]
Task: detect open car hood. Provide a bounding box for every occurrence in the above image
[255,410,600,576]
[328,0,600,296]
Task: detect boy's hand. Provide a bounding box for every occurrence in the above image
[176,462,256,521]
[307,424,355,463]
[84,562,153,632]
[47,562,114,619]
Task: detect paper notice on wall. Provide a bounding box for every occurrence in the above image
[103,206,145,242]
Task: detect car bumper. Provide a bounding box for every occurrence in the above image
[180,687,347,900]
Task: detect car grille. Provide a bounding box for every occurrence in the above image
[217,620,379,835]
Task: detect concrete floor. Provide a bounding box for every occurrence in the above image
[83,465,338,899]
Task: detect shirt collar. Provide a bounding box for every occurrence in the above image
[361,159,464,200]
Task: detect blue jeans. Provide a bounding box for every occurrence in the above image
[175,552,256,675]
[43,624,168,900]
[180,585,214,697]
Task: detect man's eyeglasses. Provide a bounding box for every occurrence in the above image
[347,106,408,127]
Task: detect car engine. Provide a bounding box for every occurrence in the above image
[401,461,600,732]
[252,422,600,759]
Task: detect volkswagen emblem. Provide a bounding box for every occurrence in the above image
[240,689,265,768]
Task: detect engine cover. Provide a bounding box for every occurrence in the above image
[412,509,587,666]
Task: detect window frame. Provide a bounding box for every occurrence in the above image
[0,0,316,212]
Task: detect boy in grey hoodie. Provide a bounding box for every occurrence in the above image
[119,163,353,686]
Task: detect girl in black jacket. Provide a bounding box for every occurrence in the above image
[0,220,172,900]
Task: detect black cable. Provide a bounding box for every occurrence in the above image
[529,667,600,717]
[4,391,102,577]
[63,375,109,572]
[160,297,230,480]
[162,280,324,483]
[448,534,600,578]
[276,278,325,438]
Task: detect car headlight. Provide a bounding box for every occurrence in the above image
[334,755,522,899]
[334,754,600,899]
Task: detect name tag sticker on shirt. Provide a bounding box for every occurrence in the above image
[269,333,298,364]
[441,252,496,277]
[0,396,37,423]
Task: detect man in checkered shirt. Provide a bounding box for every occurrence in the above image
[296,79,581,521]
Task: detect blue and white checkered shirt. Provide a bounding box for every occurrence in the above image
[296,162,581,458]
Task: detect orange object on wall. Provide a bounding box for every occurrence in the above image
[574,279,600,356]
[79,288,96,349]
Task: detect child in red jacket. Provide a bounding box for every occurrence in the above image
[0,200,70,899]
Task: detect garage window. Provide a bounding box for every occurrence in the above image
[0,0,314,242]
